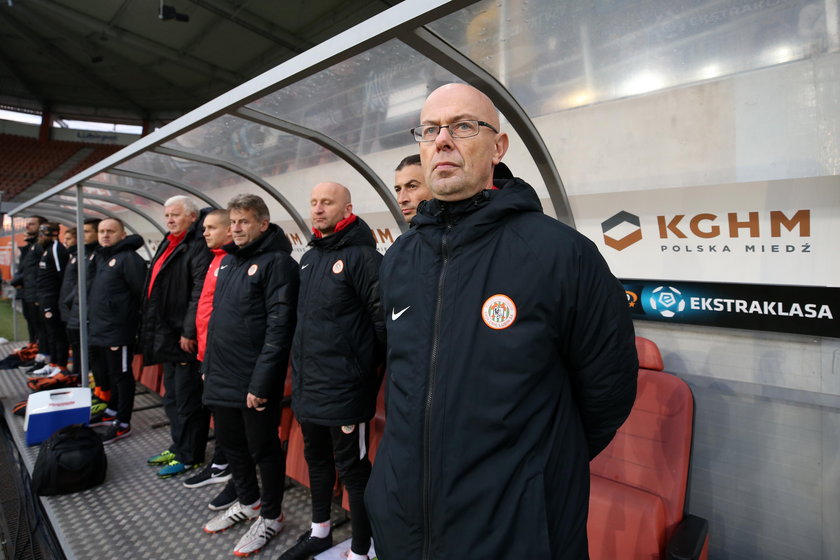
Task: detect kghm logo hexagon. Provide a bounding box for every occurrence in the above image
[601,210,642,251]
[602,211,643,251]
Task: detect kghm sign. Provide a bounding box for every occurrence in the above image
[603,209,811,253]
[622,279,840,338]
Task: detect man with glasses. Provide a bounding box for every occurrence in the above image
[366,83,638,559]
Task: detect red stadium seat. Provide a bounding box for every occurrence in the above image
[587,337,709,560]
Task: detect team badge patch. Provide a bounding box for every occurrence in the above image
[341,424,356,434]
[44,311,53,319]
[248,264,259,276]
[108,258,117,267]
[481,294,517,330]
[332,260,344,274]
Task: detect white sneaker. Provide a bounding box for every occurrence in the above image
[233,515,284,557]
[30,362,54,377]
[203,501,260,534]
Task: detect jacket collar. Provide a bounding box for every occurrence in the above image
[311,213,357,239]
[411,177,543,247]
[223,223,291,259]
[309,214,375,251]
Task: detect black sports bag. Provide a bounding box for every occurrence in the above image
[31,424,107,496]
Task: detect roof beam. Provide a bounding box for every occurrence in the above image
[187,0,313,54]
[0,7,149,116]
[22,0,241,85]
[0,35,47,105]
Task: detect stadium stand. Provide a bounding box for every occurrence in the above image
[0,133,122,199]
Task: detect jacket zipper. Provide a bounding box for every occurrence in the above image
[423,217,452,560]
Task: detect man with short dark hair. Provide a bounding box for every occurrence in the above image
[279,182,385,560]
[140,195,212,477]
[182,209,236,509]
[366,83,638,559]
[30,222,70,377]
[394,154,432,223]
[88,218,147,444]
[11,215,48,361]
[201,194,299,557]
[60,218,100,378]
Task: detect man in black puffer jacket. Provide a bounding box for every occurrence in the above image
[202,194,299,557]
[59,218,100,377]
[88,218,147,444]
[140,196,212,477]
[365,84,638,560]
[279,182,385,560]
[33,222,70,376]
[11,215,46,353]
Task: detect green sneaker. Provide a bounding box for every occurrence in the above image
[157,460,200,479]
[90,399,109,416]
[147,449,176,466]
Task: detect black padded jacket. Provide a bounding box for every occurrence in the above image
[59,242,100,329]
[202,224,299,408]
[291,216,386,426]
[11,236,43,303]
[139,218,212,365]
[365,178,638,560]
[87,235,147,348]
[36,240,69,307]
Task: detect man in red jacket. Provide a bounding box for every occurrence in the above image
[183,209,237,509]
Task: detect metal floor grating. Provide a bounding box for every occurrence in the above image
[0,341,352,560]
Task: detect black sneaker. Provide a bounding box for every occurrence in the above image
[101,423,131,444]
[277,529,333,560]
[183,463,232,488]
[208,479,238,511]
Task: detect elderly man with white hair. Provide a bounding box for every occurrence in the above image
[140,195,213,478]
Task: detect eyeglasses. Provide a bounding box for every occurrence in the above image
[411,120,498,142]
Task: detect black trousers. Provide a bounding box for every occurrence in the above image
[66,327,81,375]
[89,342,111,394]
[40,302,68,367]
[162,361,209,465]
[22,300,40,344]
[301,421,372,555]
[213,404,285,520]
[90,345,135,424]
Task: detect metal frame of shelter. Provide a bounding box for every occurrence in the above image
[4,0,571,379]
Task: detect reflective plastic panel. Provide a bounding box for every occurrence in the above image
[162,114,341,179]
[250,39,460,157]
[431,0,830,116]
[93,174,190,202]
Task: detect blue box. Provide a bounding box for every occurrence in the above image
[24,388,91,446]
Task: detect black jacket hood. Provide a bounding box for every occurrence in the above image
[100,234,144,258]
[309,216,376,252]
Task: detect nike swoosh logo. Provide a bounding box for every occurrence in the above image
[301,264,310,269]
[391,306,410,320]
[220,265,228,269]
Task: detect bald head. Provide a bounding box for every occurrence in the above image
[310,182,353,236]
[418,83,508,201]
